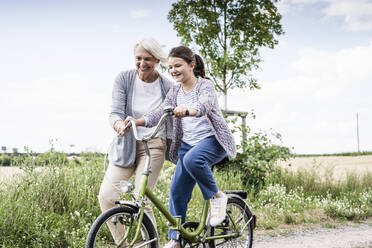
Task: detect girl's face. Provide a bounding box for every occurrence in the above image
[134,45,159,78]
[168,56,195,83]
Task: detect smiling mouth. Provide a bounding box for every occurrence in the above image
[138,69,151,74]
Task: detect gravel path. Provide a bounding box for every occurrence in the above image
[254,223,372,248]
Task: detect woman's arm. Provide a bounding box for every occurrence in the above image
[109,72,127,129]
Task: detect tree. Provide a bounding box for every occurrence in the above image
[168,0,284,109]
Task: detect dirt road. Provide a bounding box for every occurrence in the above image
[255,222,372,248]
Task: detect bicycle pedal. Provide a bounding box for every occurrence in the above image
[220,215,229,226]
[111,216,119,225]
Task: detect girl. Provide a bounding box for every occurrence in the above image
[124,46,236,248]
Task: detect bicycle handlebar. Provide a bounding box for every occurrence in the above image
[129,106,174,142]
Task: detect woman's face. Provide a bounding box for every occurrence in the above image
[134,45,159,78]
[168,56,195,83]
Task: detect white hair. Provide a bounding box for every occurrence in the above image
[135,37,167,64]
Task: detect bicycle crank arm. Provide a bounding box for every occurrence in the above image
[131,238,158,248]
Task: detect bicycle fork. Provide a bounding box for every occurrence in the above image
[120,143,159,248]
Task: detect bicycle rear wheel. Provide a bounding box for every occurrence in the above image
[210,196,254,248]
[86,206,158,248]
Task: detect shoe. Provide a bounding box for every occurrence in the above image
[209,192,228,226]
[119,241,129,248]
[163,239,180,248]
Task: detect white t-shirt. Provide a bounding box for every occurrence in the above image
[132,75,165,139]
[177,86,213,146]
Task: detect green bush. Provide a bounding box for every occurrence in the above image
[34,150,69,167]
[219,115,292,191]
[0,154,11,166]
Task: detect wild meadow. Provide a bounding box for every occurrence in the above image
[1,151,372,247]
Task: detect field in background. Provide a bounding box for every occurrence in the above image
[277,155,372,180]
[0,166,23,184]
[2,155,372,184]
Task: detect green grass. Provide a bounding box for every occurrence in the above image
[1,154,372,247]
[269,165,372,198]
[0,156,103,247]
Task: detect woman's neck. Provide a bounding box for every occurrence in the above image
[181,75,198,93]
[138,71,158,83]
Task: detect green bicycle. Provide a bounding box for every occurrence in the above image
[86,107,256,248]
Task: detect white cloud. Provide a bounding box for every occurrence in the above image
[130,10,151,19]
[293,42,372,82]
[0,75,114,153]
[323,0,372,31]
[280,0,372,31]
[226,42,372,154]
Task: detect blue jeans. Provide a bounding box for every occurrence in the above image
[168,136,227,239]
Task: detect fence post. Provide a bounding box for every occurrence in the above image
[223,110,248,146]
[356,113,360,153]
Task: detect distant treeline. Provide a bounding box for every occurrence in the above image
[2,151,372,159]
[295,151,372,157]
[0,152,104,167]
[0,152,104,157]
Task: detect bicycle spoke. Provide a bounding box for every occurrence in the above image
[211,197,253,248]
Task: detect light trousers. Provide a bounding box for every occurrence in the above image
[98,137,166,244]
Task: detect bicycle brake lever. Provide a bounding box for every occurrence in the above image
[163,106,174,116]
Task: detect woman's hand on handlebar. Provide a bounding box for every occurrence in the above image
[116,116,146,137]
[114,119,132,137]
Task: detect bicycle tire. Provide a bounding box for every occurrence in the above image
[209,196,254,248]
[86,206,158,248]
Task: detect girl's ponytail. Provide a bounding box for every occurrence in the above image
[193,54,206,78]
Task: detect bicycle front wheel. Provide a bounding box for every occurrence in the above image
[210,196,254,248]
[86,206,158,248]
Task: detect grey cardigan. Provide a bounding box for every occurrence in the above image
[108,69,174,167]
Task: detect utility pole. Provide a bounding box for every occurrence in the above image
[356,113,360,153]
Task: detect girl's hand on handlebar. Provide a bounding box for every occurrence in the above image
[173,106,197,118]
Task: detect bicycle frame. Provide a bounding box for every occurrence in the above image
[117,110,240,248]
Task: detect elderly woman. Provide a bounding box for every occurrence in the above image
[98,37,173,244]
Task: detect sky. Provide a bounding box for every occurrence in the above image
[1,0,371,154]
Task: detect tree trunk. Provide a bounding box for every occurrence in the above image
[224,93,228,110]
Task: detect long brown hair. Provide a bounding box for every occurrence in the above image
[168,46,206,78]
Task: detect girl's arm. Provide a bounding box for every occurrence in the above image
[172,79,217,118]
[143,85,176,127]
[193,79,218,117]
